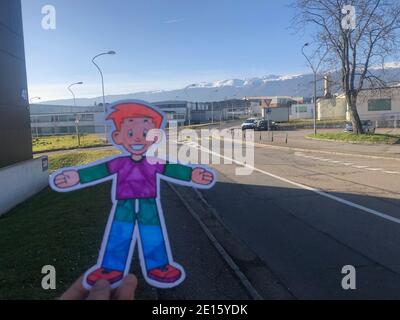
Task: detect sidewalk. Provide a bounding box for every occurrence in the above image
[255,129,400,160]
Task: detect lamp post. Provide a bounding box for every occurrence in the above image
[75,115,81,147]
[67,82,83,107]
[30,96,41,104]
[301,43,328,135]
[92,51,116,141]
[184,84,197,126]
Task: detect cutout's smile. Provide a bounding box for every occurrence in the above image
[131,144,145,151]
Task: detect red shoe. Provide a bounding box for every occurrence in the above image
[147,265,182,283]
[86,268,124,286]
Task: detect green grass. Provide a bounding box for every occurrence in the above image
[32,134,107,153]
[308,132,400,144]
[47,149,120,172]
[0,149,121,299]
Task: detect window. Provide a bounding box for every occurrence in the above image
[368,98,391,111]
[296,106,308,113]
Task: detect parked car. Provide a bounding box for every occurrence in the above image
[255,120,279,131]
[345,120,376,133]
[241,118,258,130]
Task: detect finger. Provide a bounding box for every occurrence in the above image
[60,276,88,300]
[57,182,69,188]
[196,168,206,174]
[202,173,213,179]
[87,280,111,300]
[55,176,66,183]
[112,275,138,300]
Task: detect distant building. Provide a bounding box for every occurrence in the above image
[153,101,189,126]
[351,87,400,122]
[247,96,304,122]
[317,96,347,120]
[317,87,400,123]
[30,104,107,136]
[290,104,314,120]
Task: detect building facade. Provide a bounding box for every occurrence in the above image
[352,87,400,122]
[0,0,32,167]
[0,0,48,216]
[30,104,106,136]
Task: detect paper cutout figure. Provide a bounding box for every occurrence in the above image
[49,100,216,289]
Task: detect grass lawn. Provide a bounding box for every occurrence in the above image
[0,149,122,299]
[308,132,400,144]
[32,134,107,153]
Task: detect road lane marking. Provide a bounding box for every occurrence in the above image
[295,153,400,175]
[189,142,400,226]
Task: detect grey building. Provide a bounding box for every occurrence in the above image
[0,0,48,216]
[0,0,32,167]
[30,104,106,136]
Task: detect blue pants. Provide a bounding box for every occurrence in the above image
[101,199,169,272]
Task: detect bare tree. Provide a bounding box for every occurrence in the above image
[293,0,400,134]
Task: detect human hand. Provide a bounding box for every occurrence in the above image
[191,168,214,186]
[54,170,80,189]
[60,274,138,300]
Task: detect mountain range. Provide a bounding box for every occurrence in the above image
[40,66,400,106]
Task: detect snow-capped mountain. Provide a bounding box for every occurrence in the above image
[40,67,400,106]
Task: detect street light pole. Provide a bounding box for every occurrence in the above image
[92,51,116,142]
[301,43,328,135]
[30,96,41,104]
[67,82,83,107]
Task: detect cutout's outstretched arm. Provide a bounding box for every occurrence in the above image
[53,162,111,191]
[162,163,215,187]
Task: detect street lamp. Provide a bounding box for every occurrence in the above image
[184,84,197,126]
[67,82,83,107]
[210,89,218,124]
[301,43,328,135]
[92,51,116,141]
[30,96,41,104]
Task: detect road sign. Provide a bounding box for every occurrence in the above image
[266,108,272,114]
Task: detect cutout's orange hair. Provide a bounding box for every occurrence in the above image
[107,103,164,131]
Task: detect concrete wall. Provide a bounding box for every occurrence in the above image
[0,157,49,216]
[317,97,347,120]
[0,0,32,167]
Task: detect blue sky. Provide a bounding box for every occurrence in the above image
[21,0,311,101]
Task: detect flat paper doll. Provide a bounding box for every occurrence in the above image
[50,100,216,289]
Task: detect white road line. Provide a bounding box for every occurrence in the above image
[193,142,400,226]
[294,152,400,176]
[384,171,400,174]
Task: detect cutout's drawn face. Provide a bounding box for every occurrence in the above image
[112,117,158,156]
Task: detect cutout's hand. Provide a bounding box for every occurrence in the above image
[192,168,214,185]
[60,274,137,300]
[54,170,80,189]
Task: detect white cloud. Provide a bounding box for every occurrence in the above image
[164,18,186,24]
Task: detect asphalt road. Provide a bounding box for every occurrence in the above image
[188,126,400,299]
